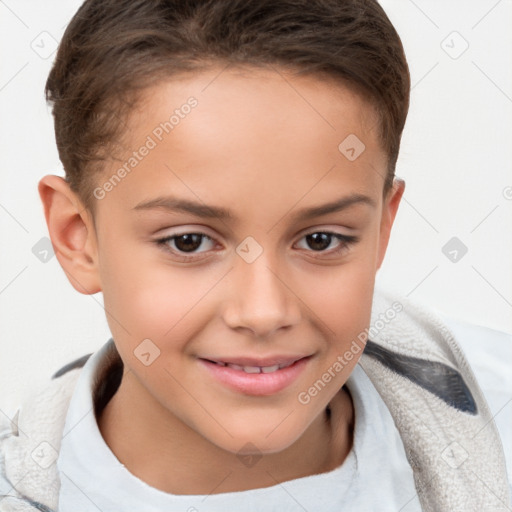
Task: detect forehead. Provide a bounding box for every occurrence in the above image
[96,65,386,221]
[133,65,380,151]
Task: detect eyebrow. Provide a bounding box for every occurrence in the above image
[132,193,376,222]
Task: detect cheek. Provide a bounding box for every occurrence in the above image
[98,238,221,346]
[298,252,376,338]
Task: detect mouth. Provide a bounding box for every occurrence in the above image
[198,355,312,396]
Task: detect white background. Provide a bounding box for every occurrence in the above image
[0,0,511,416]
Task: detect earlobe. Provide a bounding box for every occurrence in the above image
[38,175,102,295]
[376,178,405,271]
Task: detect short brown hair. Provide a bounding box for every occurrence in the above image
[45,0,410,211]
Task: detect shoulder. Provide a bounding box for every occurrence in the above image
[0,357,87,437]
[0,352,97,511]
[366,289,512,504]
[0,352,93,440]
[435,313,512,412]
[443,316,512,494]
[437,314,512,484]
[437,314,512,384]
[0,365,85,511]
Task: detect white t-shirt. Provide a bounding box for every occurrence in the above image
[57,347,422,511]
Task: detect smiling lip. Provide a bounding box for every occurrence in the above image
[199,355,311,396]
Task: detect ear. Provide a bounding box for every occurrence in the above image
[376,178,405,271]
[38,175,102,295]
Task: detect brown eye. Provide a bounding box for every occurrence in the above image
[295,231,359,256]
[156,232,216,259]
[305,233,332,251]
[173,233,204,252]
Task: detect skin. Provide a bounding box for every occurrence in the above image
[39,64,405,495]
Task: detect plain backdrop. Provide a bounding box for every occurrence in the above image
[1,0,511,417]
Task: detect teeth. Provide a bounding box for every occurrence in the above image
[243,366,261,374]
[261,364,280,373]
[209,359,301,373]
[222,363,290,374]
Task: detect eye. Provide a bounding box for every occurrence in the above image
[155,229,359,262]
[295,231,359,256]
[156,232,216,261]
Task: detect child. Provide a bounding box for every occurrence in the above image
[1,0,510,510]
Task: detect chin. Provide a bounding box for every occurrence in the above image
[203,418,309,457]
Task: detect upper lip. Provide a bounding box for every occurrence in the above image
[200,354,311,367]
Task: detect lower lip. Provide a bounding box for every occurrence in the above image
[199,357,311,396]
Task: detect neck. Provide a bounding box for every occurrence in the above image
[97,369,354,495]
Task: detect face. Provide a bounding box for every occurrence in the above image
[75,66,401,455]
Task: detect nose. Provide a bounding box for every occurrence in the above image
[222,255,302,338]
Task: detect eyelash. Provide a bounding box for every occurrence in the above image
[155,230,359,262]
